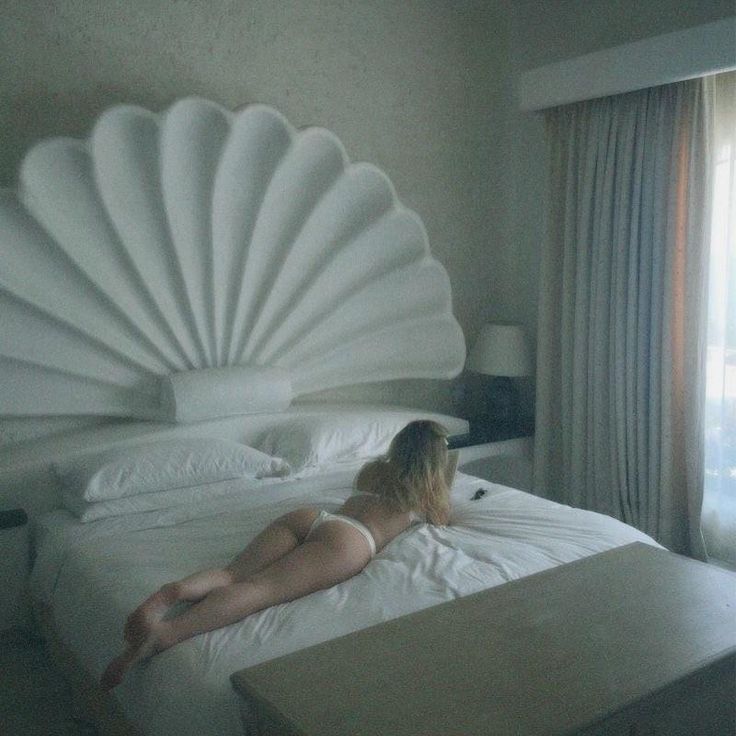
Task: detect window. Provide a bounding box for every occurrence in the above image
[703,71,736,566]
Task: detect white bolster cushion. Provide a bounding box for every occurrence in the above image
[161,366,293,423]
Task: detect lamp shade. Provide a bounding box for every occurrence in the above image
[465,323,532,377]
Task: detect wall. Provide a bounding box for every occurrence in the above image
[5,1,727,443]
[0,0,511,443]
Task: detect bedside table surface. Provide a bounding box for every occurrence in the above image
[231,543,736,736]
[456,436,532,465]
[449,419,532,449]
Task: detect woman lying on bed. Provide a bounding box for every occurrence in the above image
[102,419,454,690]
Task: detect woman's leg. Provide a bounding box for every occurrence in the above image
[225,508,318,580]
[123,569,232,643]
[124,509,318,643]
[159,521,371,648]
[102,521,370,689]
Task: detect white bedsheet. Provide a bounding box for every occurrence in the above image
[31,470,661,736]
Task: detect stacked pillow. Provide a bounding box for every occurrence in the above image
[56,417,418,521]
[258,416,409,476]
[55,438,290,522]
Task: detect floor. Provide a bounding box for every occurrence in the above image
[0,629,98,736]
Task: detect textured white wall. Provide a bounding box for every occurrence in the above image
[4,0,725,443]
[0,1,511,441]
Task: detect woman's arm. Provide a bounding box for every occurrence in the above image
[425,506,450,526]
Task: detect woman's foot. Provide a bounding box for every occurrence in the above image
[100,626,165,691]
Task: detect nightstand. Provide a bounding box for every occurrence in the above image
[450,419,534,491]
[448,416,534,448]
[0,509,31,632]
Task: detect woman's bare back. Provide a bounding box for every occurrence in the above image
[337,493,413,553]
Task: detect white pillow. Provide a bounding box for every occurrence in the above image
[54,438,290,502]
[258,416,409,474]
[62,477,269,522]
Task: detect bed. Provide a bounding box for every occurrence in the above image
[0,98,661,736]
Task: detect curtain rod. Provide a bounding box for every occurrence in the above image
[518,17,736,112]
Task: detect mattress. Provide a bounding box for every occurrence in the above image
[31,468,661,736]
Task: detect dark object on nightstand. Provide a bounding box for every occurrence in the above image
[0,509,28,530]
[485,376,519,425]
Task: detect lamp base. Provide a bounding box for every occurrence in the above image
[464,376,533,443]
[486,376,517,425]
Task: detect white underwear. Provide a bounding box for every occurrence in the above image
[306,511,377,557]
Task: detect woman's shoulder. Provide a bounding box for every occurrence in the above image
[357,457,391,475]
[355,458,396,489]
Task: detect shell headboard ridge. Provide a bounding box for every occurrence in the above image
[0,97,466,422]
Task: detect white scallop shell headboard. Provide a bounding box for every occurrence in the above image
[0,98,465,421]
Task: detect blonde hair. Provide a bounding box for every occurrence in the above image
[358,420,450,525]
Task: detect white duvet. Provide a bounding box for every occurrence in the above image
[31,469,661,736]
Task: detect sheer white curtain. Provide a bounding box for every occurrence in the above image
[534,78,712,556]
[703,71,736,567]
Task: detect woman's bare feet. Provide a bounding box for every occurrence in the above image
[101,625,167,691]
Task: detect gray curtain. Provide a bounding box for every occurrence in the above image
[534,78,713,556]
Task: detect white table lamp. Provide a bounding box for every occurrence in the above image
[465,323,532,429]
[466,324,532,378]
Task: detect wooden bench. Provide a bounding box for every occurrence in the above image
[231,542,736,735]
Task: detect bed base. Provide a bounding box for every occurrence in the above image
[32,598,142,736]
